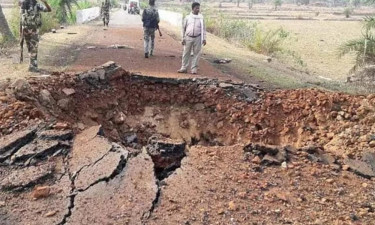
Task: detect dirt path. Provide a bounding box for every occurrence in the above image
[67,10,238,81]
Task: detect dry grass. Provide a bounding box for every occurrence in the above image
[260,20,362,81]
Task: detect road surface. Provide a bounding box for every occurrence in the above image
[68,9,234,80]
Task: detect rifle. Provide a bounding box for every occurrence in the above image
[157,27,162,37]
[20,23,24,63]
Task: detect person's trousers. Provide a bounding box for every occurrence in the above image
[181,36,202,71]
[144,28,156,54]
[24,28,39,69]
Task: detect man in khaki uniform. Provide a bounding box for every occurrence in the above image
[178,2,206,74]
[20,0,51,72]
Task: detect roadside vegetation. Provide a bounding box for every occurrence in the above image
[1,0,95,45]
[339,16,375,72]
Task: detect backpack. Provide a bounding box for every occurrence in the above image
[143,9,158,28]
[21,5,42,29]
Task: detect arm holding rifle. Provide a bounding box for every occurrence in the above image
[40,0,51,12]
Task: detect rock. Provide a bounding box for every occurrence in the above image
[326,178,334,184]
[262,154,282,165]
[362,151,375,170]
[342,165,350,171]
[113,112,125,125]
[244,143,279,155]
[10,79,33,101]
[97,69,106,80]
[344,158,375,178]
[251,156,261,164]
[219,83,234,89]
[0,164,53,191]
[362,183,368,188]
[54,122,69,129]
[57,98,70,110]
[123,133,137,145]
[228,201,237,211]
[300,145,321,154]
[0,127,37,162]
[213,58,232,64]
[281,161,287,168]
[217,121,224,129]
[275,191,291,202]
[62,88,75,96]
[51,29,56,33]
[369,141,375,148]
[320,153,336,165]
[275,147,288,162]
[194,103,205,110]
[31,186,51,199]
[38,129,73,141]
[0,95,9,103]
[79,61,124,82]
[45,210,57,217]
[77,123,85,130]
[39,89,55,107]
[85,111,99,120]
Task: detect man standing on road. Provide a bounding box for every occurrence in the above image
[178,2,206,74]
[142,0,160,58]
[20,0,51,72]
[101,0,111,27]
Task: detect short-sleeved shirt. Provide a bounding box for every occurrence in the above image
[21,2,48,13]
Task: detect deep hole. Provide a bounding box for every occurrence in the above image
[154,154,186,180]
[146,137,187,181]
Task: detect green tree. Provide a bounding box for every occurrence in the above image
[339,16,375,72]
[248,0,253,8]
[0,5,15,43]
[274,0,282,10]
[50,0,79,23]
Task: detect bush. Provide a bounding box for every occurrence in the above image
[205,14,289,55]
[344,7,353,18]
[248,26,289,54]
[274,0,282,10]
[339,16,375,72]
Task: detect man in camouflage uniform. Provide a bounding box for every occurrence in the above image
[142,0,159,58]
[20,0,51,72]
[101,0,110,27]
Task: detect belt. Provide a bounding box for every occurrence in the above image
[187,34,201,38]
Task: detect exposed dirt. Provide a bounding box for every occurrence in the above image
[0,62,375,224]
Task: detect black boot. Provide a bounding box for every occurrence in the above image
[145,53,149,58]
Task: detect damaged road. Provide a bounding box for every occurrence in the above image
[0,62,375,224]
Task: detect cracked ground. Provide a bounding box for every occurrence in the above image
[0,62,375,225]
